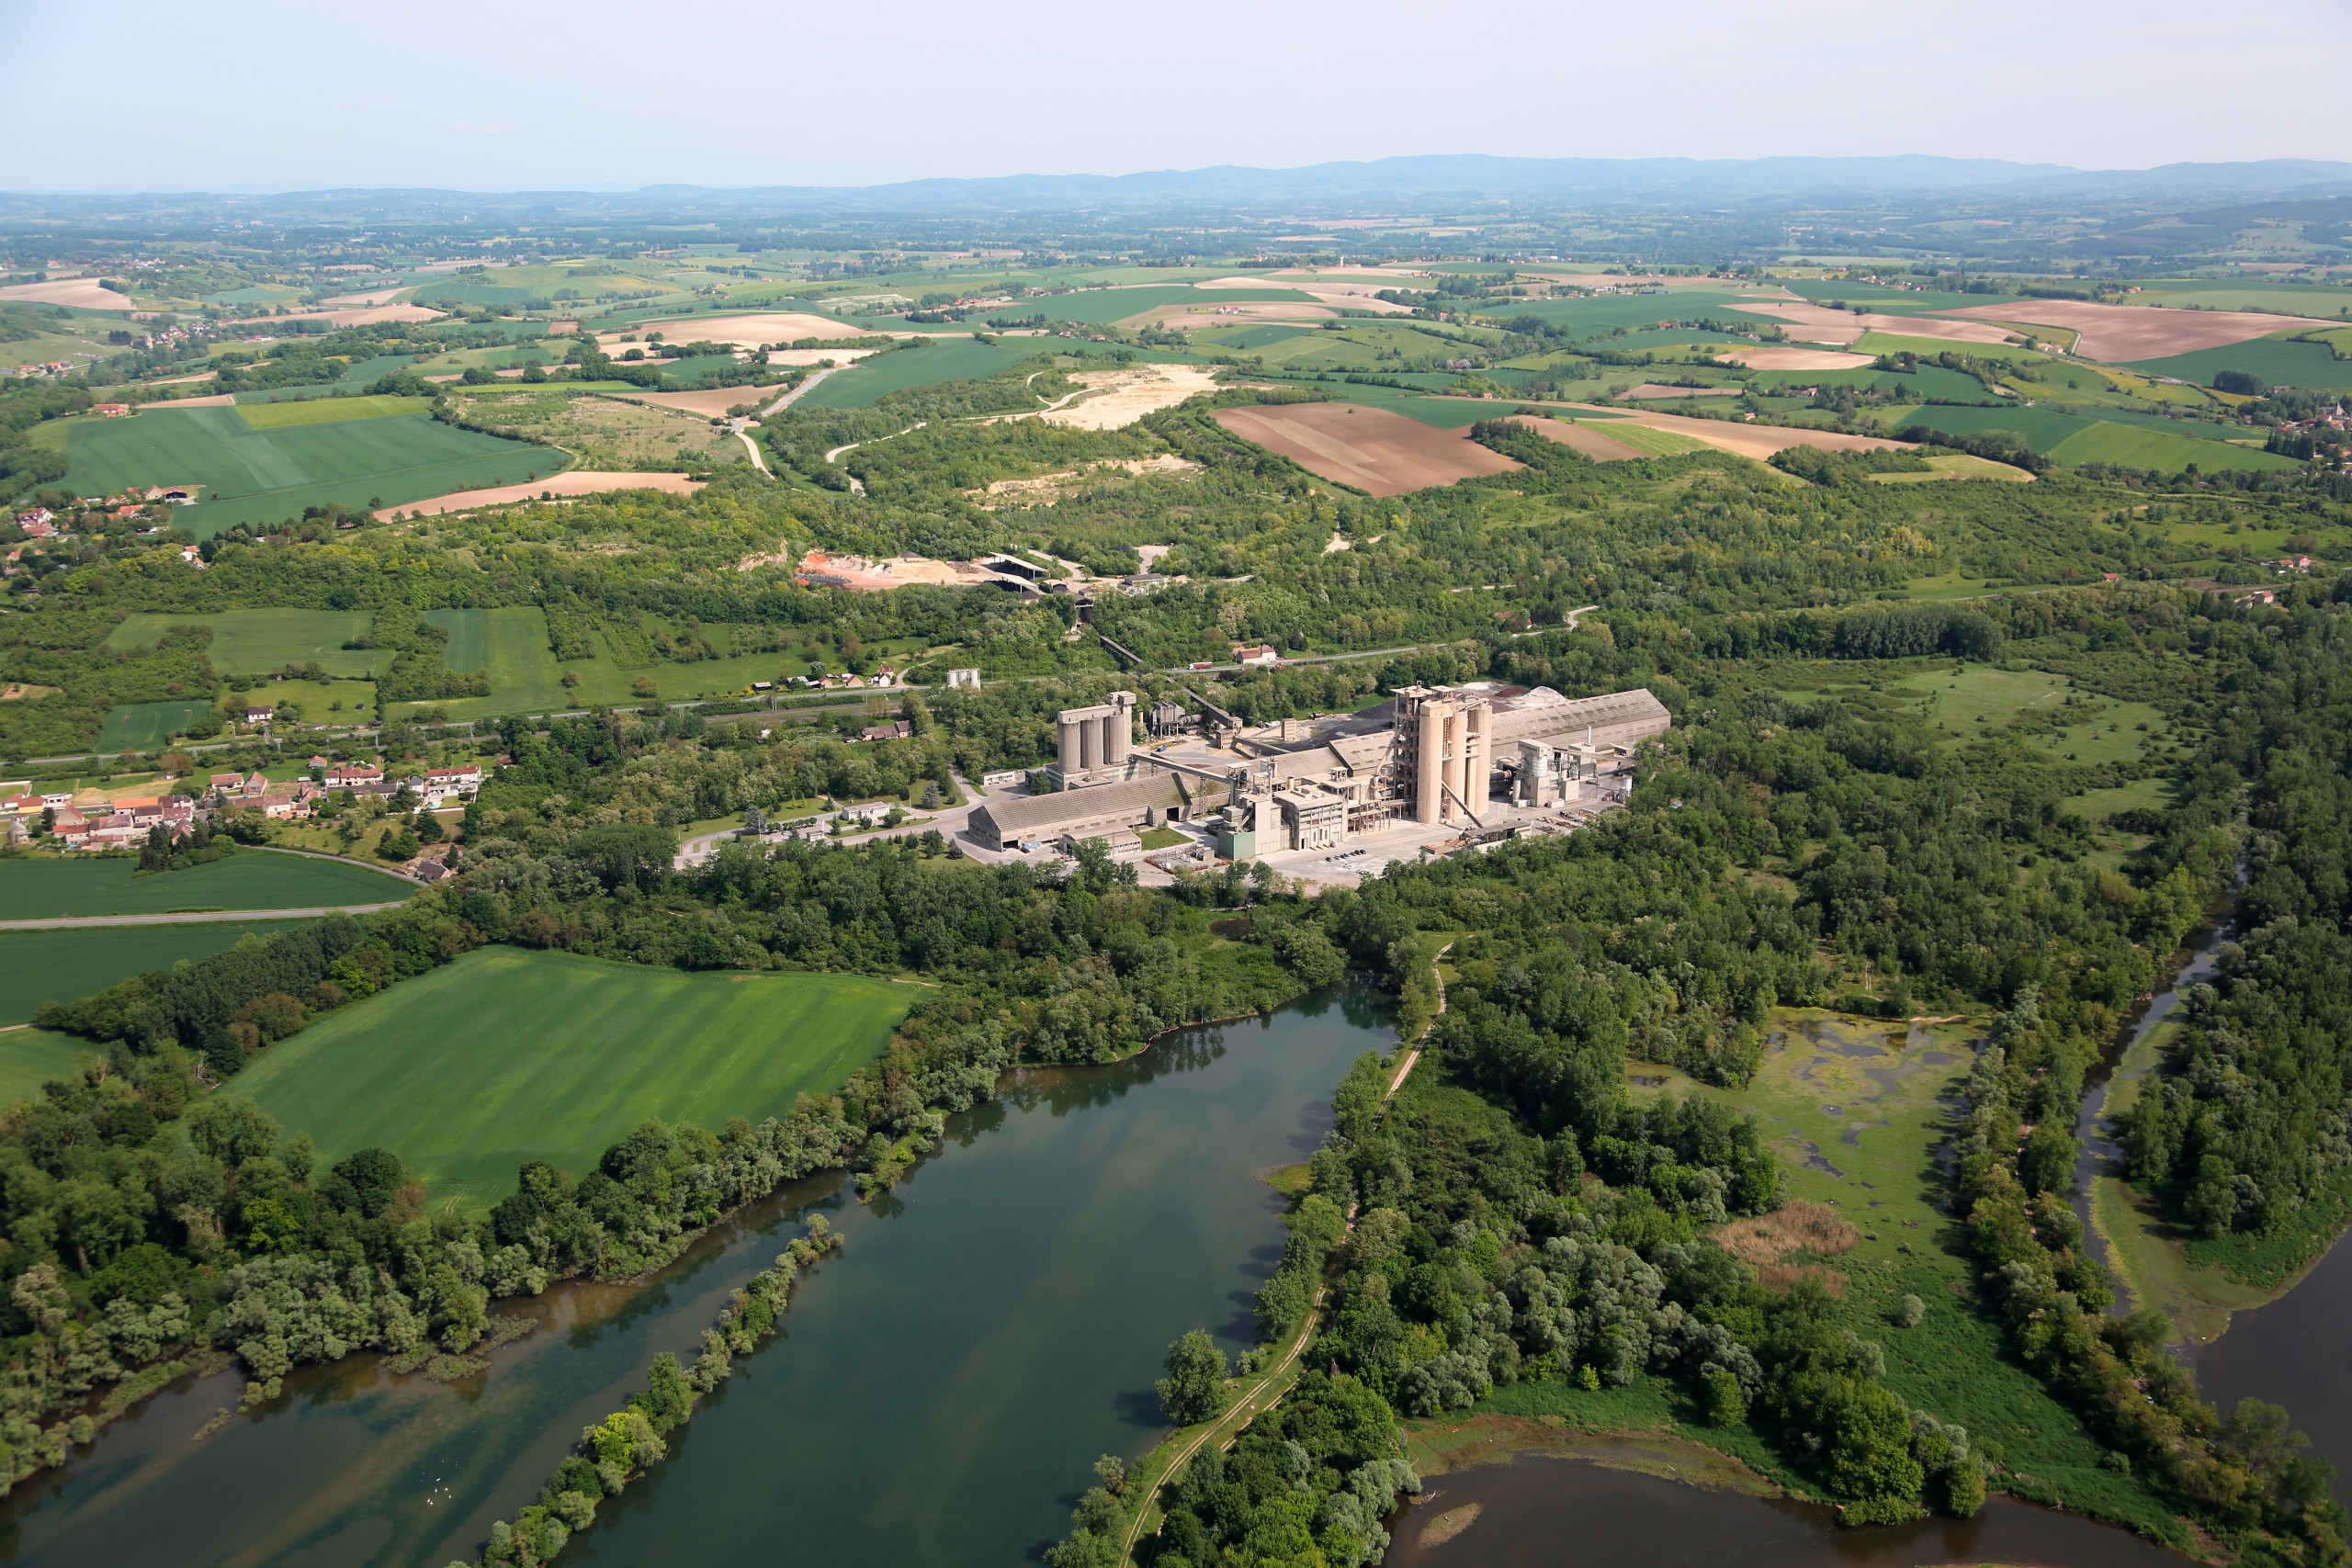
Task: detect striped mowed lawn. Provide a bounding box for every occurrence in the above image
[232,949,917,1213]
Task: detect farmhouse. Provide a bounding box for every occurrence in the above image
[422,764,482,803]
[323,762,384,788]
[94,403,130,418]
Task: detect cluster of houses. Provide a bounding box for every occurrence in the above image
[12,508,58,537]
[1,790,195,849]
[1,758,485,848]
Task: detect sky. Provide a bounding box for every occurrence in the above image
[4,0,2349,192]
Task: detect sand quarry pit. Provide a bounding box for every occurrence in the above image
[1942,299,2336,362]
[0,276,139,311]
[1724,346,1882,372]
[1214,403,1523,496]
[604,313,870,350]
[378,471,704,520]
[1042,364,1222,429]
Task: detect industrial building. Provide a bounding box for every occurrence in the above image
[963,682,1671,861]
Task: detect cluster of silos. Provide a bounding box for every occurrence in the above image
[1410,694,1487,825]
[1056,692,1136,783]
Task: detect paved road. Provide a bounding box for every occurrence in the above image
[0,903,407,931]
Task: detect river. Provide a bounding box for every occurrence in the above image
[0,985,1391,1566]
[0,973,2301,1568]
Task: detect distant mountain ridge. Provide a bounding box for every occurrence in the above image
[10,154,2352,216]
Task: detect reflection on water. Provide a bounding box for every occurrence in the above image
[0,985,1382,1568]
[2194,1232,2352,1512]
[1383,1457,2199,1568]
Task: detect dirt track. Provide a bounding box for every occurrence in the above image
[1941,299,2335,362]
[1214,403,1522,496]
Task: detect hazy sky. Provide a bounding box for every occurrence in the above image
[6,0,2348,191]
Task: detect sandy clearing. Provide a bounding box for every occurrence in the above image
[1041,363,1222,429]
[320,286,411,307]
[376,471,704,520]
[1723,346,1882,372]
[1939,299,2336,362]
[609,384,796,418]
[0,276,140,311]
[1212,403,1523,496]
[1505,416,1645,462]
[971,454,1201,506]
[601,312,869,349]
[1619,383,1741,400]
[1123,300,1335,330]
[1568,404,1916,462]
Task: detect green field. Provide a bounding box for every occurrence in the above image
[0,922,315,1025]
[232,948,917,1212]
[2123,333,2352,392]
[997,285,1317,328]
[1866,452,2036,483]
[2046,420,2300,473]
[1850,331,2041,362]
[425,607,492,673]
[393,606,826,719]
[104,608,385,676]
[1629,1012,2180,1533]
[1893,404,2293,470]
[1585,420,1718,457]
[235,394,427,430]
[794,339,1047,410]
[62,408,555,537]
[0,854,409,920]
[96,700,213,750]
[1464,290,1785,339]
[1207,324,1317,351]
[0,1031,96,1106]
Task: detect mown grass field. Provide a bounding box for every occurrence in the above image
[62,408,555,537]
[0,854,409,919]
[2125,333,2352,392]
[1626,1012,2184,1536]
[104,607,386,676]
[399,606,835,719]
[794,338,1044,410]
[1893,403,2294,471]
[96,700,212,750]
[1867,452,2035,483]
[0,1030,95,1107]
[232,948,917,1212]
[236,394,425,430]
[0,921,315,1025]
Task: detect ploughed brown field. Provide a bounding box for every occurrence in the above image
[1941,299,2336,361]
[1212,403,1523,495]
[1723,346,1880,372]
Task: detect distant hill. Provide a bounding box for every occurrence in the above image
[12,155,2352,217]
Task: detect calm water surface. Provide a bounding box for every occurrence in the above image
[0,984,1391,1566]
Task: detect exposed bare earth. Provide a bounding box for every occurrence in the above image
[601,312,869,349]
[0,277,138,311]
[1723,346,1882,372]
[1568,404,1917,462]
[971,455,1201,506]
[1738,298,2018,348]
[376,471,703,520]
[1503,416,1645,462]
[1213,403,1523,496]
[1042,363,1222,429]
[143,393,237,408]
[1943,299,2335,361]
[231,305,445,329]
[609,385,797,418]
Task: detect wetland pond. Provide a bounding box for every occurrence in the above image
[0,980,2258,1567]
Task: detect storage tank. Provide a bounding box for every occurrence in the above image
[1416,700,1446,826]
[1057,716,1083,778]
